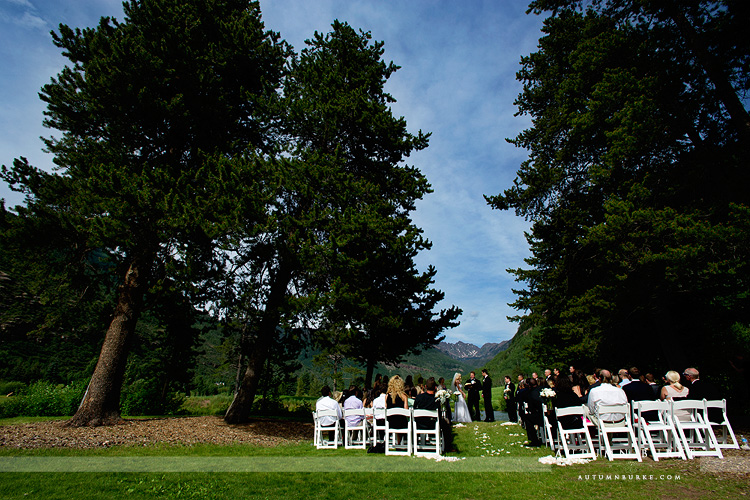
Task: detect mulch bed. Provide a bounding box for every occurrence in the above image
[0,416,313,449]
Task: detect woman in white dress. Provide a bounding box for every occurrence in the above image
[452,372,472,423]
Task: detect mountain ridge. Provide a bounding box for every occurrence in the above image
[436,340,511,365]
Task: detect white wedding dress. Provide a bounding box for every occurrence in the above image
[453,383,472,423]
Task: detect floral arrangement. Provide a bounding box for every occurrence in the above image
[540,388,556,399]
[435,389,452,404]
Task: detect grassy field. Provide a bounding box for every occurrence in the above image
[0,418,747,500]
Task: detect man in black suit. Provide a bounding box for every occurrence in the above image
[519,377,543,446]
[503,375,517,422]
[414,378,454,451]
[482,369,494,422]
[622,366,656,420]
[465,371,481,421]
[684,367,722,423]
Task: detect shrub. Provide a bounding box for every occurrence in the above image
[0,381,27,396]
[121,378,186,416]
[0,380,87,417]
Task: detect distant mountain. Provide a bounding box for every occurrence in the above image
[436,340,511,365]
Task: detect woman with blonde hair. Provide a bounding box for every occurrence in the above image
[451,372,472,423]
[385,375,409,429]
[661,370,690,420]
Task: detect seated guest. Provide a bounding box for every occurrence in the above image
[571,369,590,403]
[622,367,656,420]
[316,385,343,438]
[414,377,454,451]
[587,369,627,424]
[385,375,409,429]
[618,368,632,387]
[552,375,585,433]
[343,386,364,427]
[661,370,690,421]
[644,373,661,398]
[684,367,722,423]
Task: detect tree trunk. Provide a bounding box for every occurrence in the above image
[66,259,146,427]
[224,263,292,424]
[365,357,376,389]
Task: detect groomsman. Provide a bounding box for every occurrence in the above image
[482,369,495,422]
[503,375,517,422]
[465,371,482,421]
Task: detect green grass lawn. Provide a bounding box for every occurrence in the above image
[0,419,747,500]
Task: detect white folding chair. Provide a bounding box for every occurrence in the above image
[705,399,739,449]
[672,399,723,459]
[541,404,558,452]
[413,409,442,457]
[371,406,386,446]
[594,403,642,461]
[315,409,341,449]
[634,400,685,461]
[312,411,319,447]
[555,405,596,459]
[343,408,369,449]
[385,407,413,456]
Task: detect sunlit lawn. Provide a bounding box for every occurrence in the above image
[0,418,747,500]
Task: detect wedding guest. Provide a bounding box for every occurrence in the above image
[343,386,364,427]
[571,369,590,403]
[316,385,343,438]
[552,375,584,434]
[661,370,690,421]
[618,368,632,387]
[644,373,660,398]
[622,367,656,420]
[684,368,722,422]
[587,369,627,424]
[414,378,455,452]
[520,377,543,446]
[385,375,409,429]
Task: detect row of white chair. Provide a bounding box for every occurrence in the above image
[538,399,738,461]
[313,406,443,457]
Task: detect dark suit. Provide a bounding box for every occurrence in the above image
[520,387,543,445]
[414,392,453,450]
[465,377,481,421]
[504,381,517,422]
[482,375,494,422]
[623,380,657,421]
[687,378,723,423]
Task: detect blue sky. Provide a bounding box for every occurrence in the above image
[0,0,547,346]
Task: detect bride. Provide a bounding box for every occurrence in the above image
[451,372,472,423]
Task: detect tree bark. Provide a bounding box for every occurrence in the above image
[224,263,292,424]
[66,258,146,427]
[365,357,376,389]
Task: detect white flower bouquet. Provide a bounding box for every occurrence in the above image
[540,388,556,399]
[435,389,452,404]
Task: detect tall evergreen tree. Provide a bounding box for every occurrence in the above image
[223,22,459,422]
[1,0,286,426]
[488,2,750,372]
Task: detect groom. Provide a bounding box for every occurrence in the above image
[482,369,494,422]
[465,371,481,422]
